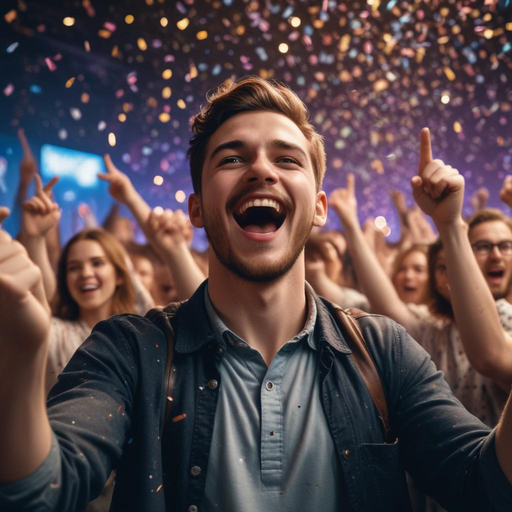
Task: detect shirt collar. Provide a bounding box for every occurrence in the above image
[204,282,318,351]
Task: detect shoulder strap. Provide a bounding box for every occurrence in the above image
[333,306,391,442]
[145,301,183,436]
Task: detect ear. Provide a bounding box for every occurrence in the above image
[188,193,204,228]
[313,191,328,227]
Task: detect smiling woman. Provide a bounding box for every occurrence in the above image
[46,229,138,393]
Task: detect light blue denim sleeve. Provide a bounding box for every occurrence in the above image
[0,432,62,512]
[479,427,512,509]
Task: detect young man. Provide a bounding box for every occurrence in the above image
[0,78,511,512]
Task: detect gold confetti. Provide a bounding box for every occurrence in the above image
[63,17,75,27]
[278,43,289,53]
[162,69,172,79]
[177,18,190,30]
[158,112,170,123]
[125,15,134,24]
[177,99,186,109]
[160,17,168,27]
[108,132,116,147]
[162,86,171,99]
[196,30,208,40]
[444,67,456,81]
[137,38,147,51]
[65,77,75,88]
[5,10,17,23]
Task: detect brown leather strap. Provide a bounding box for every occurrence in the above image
[145,302,182,436]
[335,306,390,441]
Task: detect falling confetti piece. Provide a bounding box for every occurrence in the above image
[172,413,187,423]
[45,57,57,71]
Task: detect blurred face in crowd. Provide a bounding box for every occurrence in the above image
[152,263,178,305]
[392,250,429,305]
[66,239,121,317]
[189,110,327,282]
[469,220,512,300]
[131,254,155,295]
[434,250,450,302]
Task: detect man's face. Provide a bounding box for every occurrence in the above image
[188,110,327,282]
[469,220,512,300]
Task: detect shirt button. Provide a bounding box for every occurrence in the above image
[190,466,201,477]
[343,449,351,458]
[216,346,225,356]
[265,381,275,391]
[188,506,198,512]
[207,379,218,390]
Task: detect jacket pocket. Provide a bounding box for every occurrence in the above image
[360,441,412,512]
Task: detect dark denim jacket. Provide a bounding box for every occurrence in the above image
[1,281,511,512]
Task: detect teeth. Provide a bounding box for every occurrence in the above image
[82,285,98,291]
[239,198,281,215]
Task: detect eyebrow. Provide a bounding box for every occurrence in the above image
[209,138,309,162]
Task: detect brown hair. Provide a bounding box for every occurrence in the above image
[426,239,453,319]
[467,208,512,238]
[188,76,326,194]
[53,228,136,320]
[391,244,429,282]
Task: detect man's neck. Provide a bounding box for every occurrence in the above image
[207,259,308,366]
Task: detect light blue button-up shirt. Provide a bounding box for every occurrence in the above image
[203,284,342,511]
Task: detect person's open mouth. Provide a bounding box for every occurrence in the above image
[233,197,287,234]
[487,269,505,284]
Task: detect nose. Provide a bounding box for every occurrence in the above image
[490,245,503,260]
[245,153,279,185]
[80,263,94,278]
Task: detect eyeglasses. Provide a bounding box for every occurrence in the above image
[471,240,512,256]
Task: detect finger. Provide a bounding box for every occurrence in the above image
[96,173,111,182]
[418,128,433,174]
[29,196,47,214]
[346,173,355,195]
[18,128,33,157]
[103,154,117,174]
[34,173,43,194]
[43,176,59,194]
[0,206,10,225]
[0,239,25,264]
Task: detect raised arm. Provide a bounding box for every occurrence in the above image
[329,174,417,330]
[98,156,205,300]
[18,175,61,303]
[412,128,512,388]
[146,209,205,300]
[0,209,52,483]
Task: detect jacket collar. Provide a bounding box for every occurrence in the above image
[174,279,352,355]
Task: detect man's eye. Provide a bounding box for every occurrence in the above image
[278,157,299,164]
[220,156,243,165]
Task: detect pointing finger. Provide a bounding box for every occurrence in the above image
[34,174,43,193]
[103,154,117,174]
[18,128,33,157]
[346,173,355,195]
[418,128,433,174]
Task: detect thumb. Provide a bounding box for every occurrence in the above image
[97,173,111,182]
[411,176,424,201]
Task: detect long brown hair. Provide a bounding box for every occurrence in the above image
[53,228,136,320]
[391,244,430,304]
[427,239,453,319]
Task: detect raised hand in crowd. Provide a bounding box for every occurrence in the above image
[470,186,490,213]
[99,155,205,301]
[146,208,205,301]
[499,176,512,208]
[412,128,512,388]
[0,208,52,483]
[407,207,437,245]
[18,175,60,302]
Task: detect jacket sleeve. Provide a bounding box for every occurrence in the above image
[367,317,512,511]
[0,315,145,512]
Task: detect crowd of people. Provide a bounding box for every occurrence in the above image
[0,77,511,511]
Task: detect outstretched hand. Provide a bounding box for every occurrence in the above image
[411,128,464,227]
[98,155,137,205]
[329,173,359,227]
[21,175,61,238]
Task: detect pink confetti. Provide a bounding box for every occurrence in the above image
[45,57,57,71]
[3,84,14,96]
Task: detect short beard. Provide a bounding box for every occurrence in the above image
[203,204,314,284]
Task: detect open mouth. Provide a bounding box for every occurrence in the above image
[233,198,286,234]
[487,269,504,280]
[403,286,417,293]
[80,284,99,293]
